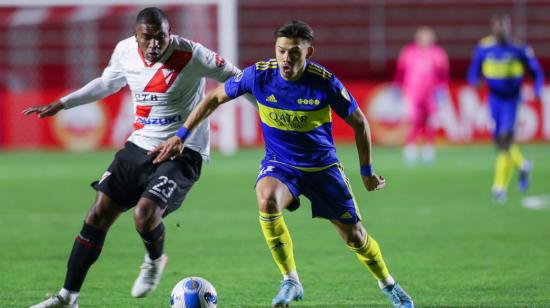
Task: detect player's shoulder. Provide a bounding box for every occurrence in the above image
[169,35,195,52]
[254,58,278,71]
[113,36,136,52]
[478,35,497,48]
[305,61,335,84]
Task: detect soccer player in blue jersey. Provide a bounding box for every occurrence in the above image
[151,21,413,307]
[468,13,544,203]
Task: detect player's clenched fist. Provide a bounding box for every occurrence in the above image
[22,101,64,118]
[149,136,185,164]
[362,174,385,191]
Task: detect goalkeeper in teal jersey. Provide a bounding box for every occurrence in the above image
[468,13,544,203]
[151,21,413,307]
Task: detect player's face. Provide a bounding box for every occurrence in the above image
[135,22,170,63]
[492,16,511,41]
[415,27,435,47]
[275,37,313,81]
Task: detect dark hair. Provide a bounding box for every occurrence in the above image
[136,7,169,26]
[274,20,314,42]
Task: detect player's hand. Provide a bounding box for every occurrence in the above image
[22,101,64,118]
[149,136,185,164]
[362,174,385,191]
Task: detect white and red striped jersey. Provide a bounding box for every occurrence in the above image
[101,35,238,160]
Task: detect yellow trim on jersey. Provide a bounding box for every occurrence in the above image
[482,59,524,79]
[335,163,362,221]
[256,59,278,70]
[258,102,332,132]
[269,160,338,172]
[307,63,333,79]
[479,36,496,47]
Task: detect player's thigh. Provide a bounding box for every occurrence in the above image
[302,164,361,224]
[255,162,300,213]
[330,219,366,248]
[256,176,295,213]
[144,148,202,217]
[85,192,125,230]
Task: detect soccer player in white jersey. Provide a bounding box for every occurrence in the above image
[24,8,238,308]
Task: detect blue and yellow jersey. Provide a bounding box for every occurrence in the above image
[467,36,544,99]
[225,59,358,169]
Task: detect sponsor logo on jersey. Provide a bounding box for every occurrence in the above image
[266,94,278,103]
[135,115,183,126]
[297,98,320,105]
[134,93,159,102]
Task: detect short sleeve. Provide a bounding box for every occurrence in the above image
[224,65,255,99]
[192,43,238,82]
[101,42,127,89]
[328,76,359,119]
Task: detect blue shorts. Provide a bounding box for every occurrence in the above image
[489,95,520,139]
[256,161,361,224]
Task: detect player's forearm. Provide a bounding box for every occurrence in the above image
[184,86,229,131]
[353,120,373,167]
[345,109,373,167]
[60,78,120,109]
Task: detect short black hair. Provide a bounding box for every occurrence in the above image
[136,7,169,26]
[274,20,314,42]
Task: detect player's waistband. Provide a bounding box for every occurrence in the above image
[268,160,339,172]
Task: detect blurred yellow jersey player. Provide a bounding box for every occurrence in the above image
[468,13,544,203]
[152,21,414,307]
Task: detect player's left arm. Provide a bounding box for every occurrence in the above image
[521,46,545,99]
[344,109,385,191]
[329,77,385,191]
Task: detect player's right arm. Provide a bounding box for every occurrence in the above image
[23,42,127,118]
[150,67,255,164]
[467,44,484,88]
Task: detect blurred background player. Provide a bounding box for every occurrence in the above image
[24,7,239,308]
[151,20,414,308]
[468,13,544,203]
[395,26,449,165]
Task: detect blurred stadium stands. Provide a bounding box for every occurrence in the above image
[238,0,550,79]
[0,1,549,150]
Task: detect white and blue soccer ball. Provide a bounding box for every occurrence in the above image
[170,277,218,308]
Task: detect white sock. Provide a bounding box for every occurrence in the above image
[404,144,418,166]
[422,145,435,163]
[59,288,79,304]
[283,271,300,282]
[377,275,396,289]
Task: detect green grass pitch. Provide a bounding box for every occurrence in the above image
[1,145,549,307]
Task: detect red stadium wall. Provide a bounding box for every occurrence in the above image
[2,82,549,150]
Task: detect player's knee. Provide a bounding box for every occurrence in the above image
[85,194,120,230]
[344,224,366,248]
[257,196,279,213]
[134,200,164,232]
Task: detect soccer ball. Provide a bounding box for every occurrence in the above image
[170,276,218,308]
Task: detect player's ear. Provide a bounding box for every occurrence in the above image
[306,45,314,59]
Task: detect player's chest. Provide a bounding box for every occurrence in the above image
[123,51,196,93]
[255,83,328,111]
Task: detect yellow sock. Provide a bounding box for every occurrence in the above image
[509,144,526,169]
[349,235,390,281]
[493,151,513,190]
[259,211,296,275]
